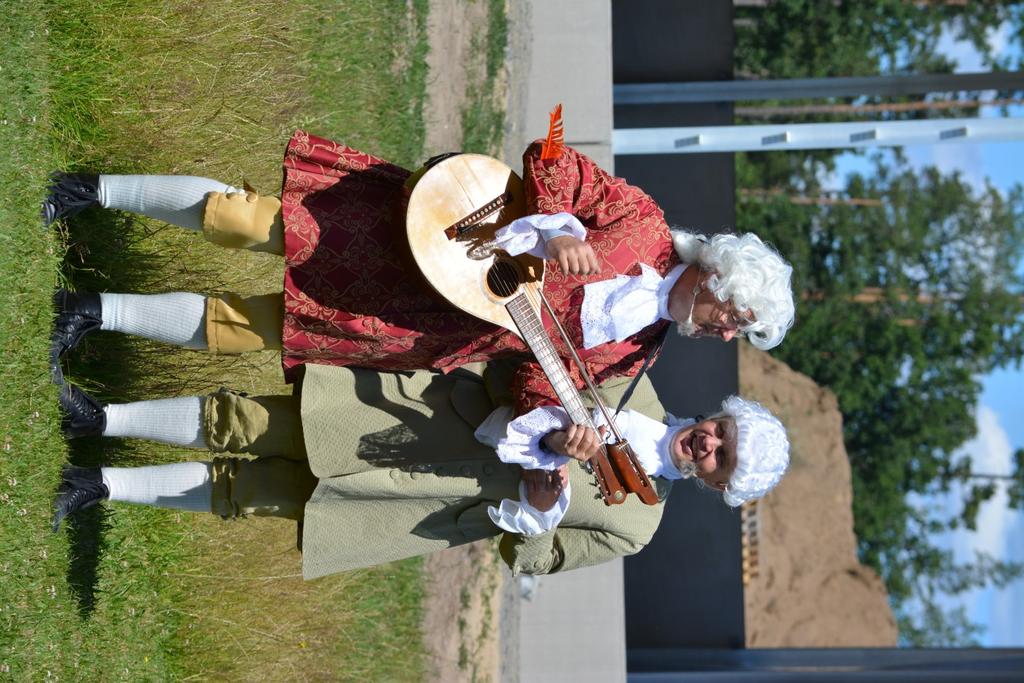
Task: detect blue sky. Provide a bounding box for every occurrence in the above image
[832,24,1024,646]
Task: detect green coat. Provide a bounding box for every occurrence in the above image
[298,362,673,579]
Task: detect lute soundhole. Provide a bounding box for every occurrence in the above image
[486,258,524,299]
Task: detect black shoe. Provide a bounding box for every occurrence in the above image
[52,466,109,532]
[59,382,106,438]
[41,172,100,227]
[50,290,102,383]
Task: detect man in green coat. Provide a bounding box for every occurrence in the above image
[51,362,789,578]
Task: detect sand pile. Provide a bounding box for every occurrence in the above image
[740,343,898,647]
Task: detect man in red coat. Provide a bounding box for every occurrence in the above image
[45,130,794,430]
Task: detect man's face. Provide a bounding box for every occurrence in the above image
[685,292,752,342]
[667,270,753,342]
[670,417,738,490]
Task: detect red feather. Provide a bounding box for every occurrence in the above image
[540,104,564,160]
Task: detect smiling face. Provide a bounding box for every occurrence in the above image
[670,416,738,490]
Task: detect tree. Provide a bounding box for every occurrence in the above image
[897,602,982,648]
[732,0,1024,644]
[733,1,1024,218]
[943,447,1024,530]
[894,546,1023,647]
[734,0,1024,80]
[739,157,1024,642]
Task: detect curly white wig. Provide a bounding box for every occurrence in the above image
[672,229,795,350]
[719,396,790,506]
[666,396,790,506]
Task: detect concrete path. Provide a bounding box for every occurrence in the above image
[501,3,625,682]
[503,1,615,170]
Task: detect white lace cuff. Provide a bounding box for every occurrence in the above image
[488,480,571,536]
[495,406,572,471]
[473,406,515,448]
[491,212,587,259]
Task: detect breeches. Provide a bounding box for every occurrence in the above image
[205,388,317,520]
[200,189,285,355]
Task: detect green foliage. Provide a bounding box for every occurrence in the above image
[893,545,1023,648]
[733,0,1024,651]
[948,447,1024,530]
[1012,448,1024,509]
[735,0,1024,79]
[897,601,982,648]
[734,0,1024,235]
[461,0,509,156]
[741,154,1024,634]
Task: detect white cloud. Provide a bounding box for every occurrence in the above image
[939,20,1011,73]
[929,142,987,191]
[986,22,1012,60]
[938,26,984,72]
[988,522,1024,646]
[899,143,988,194]
[907,404,1024,645]
[949,405,1014,560]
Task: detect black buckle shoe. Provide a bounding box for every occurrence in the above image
[42,172,100,227]
[50,290,102,383]
[52,466,109,532]
[59,382,106,439]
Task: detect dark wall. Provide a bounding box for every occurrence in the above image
[612,0,733,83]
[611,0,744,654]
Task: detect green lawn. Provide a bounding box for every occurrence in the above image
[460,0,509,156]
[0,0,495,678]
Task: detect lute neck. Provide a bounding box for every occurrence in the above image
[505,294,594,428]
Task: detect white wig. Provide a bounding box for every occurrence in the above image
[719,396,790,506]
[666,396,790,506]
[672,229,795,350]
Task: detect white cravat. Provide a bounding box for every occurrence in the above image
[619,411,691,480]
[580,264,684,349]
[492,215,684,349]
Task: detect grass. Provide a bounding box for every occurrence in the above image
[299,0,430,165]
[460,0,509,156]
[0,0,443,678]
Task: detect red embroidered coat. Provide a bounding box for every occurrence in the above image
[280,130,678,413]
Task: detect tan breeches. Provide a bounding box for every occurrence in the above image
[204,388,317,520]
[202,190,285,255]
[197,191,311,518]
[200,190,285,355]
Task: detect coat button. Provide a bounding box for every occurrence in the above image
[389,470,400,481]
[410,471,421,480]
[460,465,473,476]
[483,464,495,475]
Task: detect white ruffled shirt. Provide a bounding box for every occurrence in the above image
[492,214,683,349]
[580,263,684,348]
[474,406,692,536]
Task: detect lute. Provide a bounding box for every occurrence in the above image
[405,154,658,506]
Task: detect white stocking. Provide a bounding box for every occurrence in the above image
[101,462,212,513]
[98,175,243,231]
[99,292,207,349]
[103,396,206,448]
